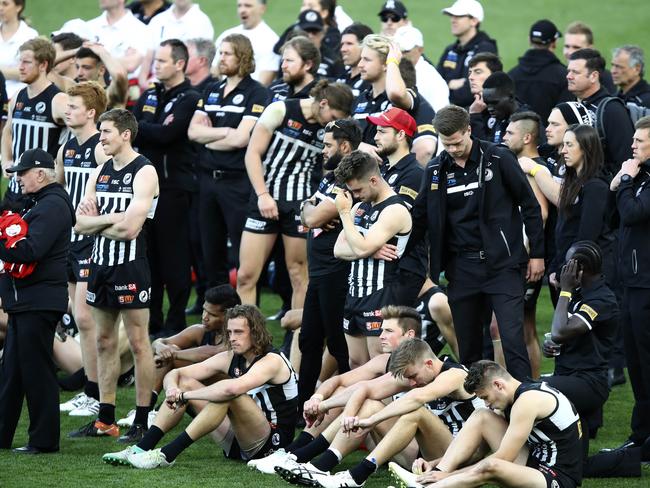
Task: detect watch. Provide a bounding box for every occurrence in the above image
[620,174,633,183]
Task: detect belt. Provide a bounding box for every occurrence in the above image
[457,250,486,261]
[204,169,246,180]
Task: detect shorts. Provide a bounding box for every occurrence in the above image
[223,424,293,461]
[244,197,307,238]
[67,239,93,283]
[417,285,448,355]
[524,278,543,311]
[343,285,399,337]
[86,258,151,309]
[527,457,577,488]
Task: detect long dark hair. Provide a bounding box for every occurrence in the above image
[558,124,604,214]
[318,0,338,28]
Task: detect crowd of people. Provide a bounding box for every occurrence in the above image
[0,0,649,486]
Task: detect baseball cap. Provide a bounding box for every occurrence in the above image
[529,19,562,45]
[442,0,484,22]
[298,9,324,32]
[7,148,55,173]
[379,1,408,19]
[367,107,417,137]
[394,25,424,51]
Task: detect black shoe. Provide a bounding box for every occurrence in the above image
[185,302,203,315]
[117,367,135,387]
[266,308,288,321]
[599,438,640,453]
[118,423,148,444]
[12,445,58,454]
[608,367,626,387]
[68,419,120,438]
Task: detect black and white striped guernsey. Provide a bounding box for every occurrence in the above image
[91,155,158,266]
[348,195,410,298]
[263,99,325,202]
[9,84,63,195]
[63,133,100,243]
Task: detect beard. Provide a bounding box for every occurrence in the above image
[323,151,343,171]
[376,141,398,159]
[283,70,305,86]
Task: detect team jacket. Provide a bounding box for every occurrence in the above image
[0,184,75,312]
[411,137,544,280]
[133,79,201,192]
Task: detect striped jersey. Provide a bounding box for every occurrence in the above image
[63,133,100,243]
[8,84,63,196]
[263,99,325,202]
[91,155,158,266]
[348,195,410,298]
[228,348,299,431]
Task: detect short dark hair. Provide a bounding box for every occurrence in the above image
[509,111,542,145]
[334,150,381,184]
[341,22,374,43]
[282,36,321,76]
[310,80,354,115]
[75,47,102,63]
[98,108,138,142]
[204,285,241,309]
[482,71,515,96]
[225,304,273,356]
[464,360,511,394]
[160,38,189,72]
[325,118,362,150]
[433,105,470,137]
[567,240,602,275]
[570,48,606,76]
[51,32,84,50]
[398,58,416,89]
[381,305,422,337]
[468,52,503,73]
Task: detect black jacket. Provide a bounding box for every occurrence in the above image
[411,138,544,280]
[0,183,75,313]
[508,49,573,123]
[617,162,650,287]
[618,79,650,108]
[133,79,201,192]
[437,31,498,108]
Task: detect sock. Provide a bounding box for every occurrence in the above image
[349,458,377,484]
[312,448,342,472]
[293,434,330,463]
[161,431,194,462]
[285,431,314,453]
[98,403,115,425]
[150,391,159,409]
[137,425,165,451]
[58,368,86,391]
[84,381,100,401]
[134,405,152,427]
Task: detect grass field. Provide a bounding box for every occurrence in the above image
[1,0,649,486]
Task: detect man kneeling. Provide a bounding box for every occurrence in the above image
[102,304,298,468]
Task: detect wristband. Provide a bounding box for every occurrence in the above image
[530,164,543,177]
[386,57,399,66]
[559,291,572,299]
[257,191,269,197]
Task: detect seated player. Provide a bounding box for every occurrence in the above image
[102,304,298,468]
[414,279,458,359]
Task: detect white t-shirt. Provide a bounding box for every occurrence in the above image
[214,21,280,82]
[334,5,354,31]
[415,57,450,113]
[147,4,214,49]
[86,10,150,61]
[0,20,39,99]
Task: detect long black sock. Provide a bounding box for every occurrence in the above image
[150,391,159,409]
[137,425,165,451]
[134,405,151,427]
[293,434,330,463]
[84,381,99,401]
[161,431,194,462]
[98,403,115,425]
[285,431,314,453]
[312,449,340,472]
[349,458,377,484]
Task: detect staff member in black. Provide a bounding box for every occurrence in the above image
[0,149,75,454]
[132,38,200,336]
[188,34,269,289]
[410,105,544,381]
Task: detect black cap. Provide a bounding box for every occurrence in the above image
[7,148,55,173]
[379,0,408,18]
[530,19,562,45]
[298,9,324,32]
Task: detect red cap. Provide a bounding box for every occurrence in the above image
[367,107,417,137]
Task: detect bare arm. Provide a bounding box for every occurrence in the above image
[163,350,232,392]
[85,43,128,108]
[187,110,229,145]
[1,97,16,176]
[385,43,413,110]
[205,118,257,151]
[301,197,338,229]
[54,144,65,185]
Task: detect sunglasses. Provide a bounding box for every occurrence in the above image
[326,120,357,138]
[380,13,403,23]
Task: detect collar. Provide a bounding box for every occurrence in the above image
[385,152,417,173]
[444,137,481,169]
[155,78,191,99]
[581,86,609,105]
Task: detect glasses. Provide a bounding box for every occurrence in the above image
[380,13,402,23]
[326,120,357,139]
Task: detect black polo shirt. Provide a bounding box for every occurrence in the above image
[269,79,318,103]
[445,141,483,251]
[194,75,269,172]
[336,68,370,98]
[127,0,170,24]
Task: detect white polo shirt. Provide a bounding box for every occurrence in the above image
[415,57,450,113]
[0,20,39,98]
[147,4,214,49]
[214,21,280,82]
[86,10,150,61]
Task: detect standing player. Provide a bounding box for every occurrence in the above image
[69,109,159,443]
[55,81,110,417]
[236,81,353,308]
[333,150,412,367]
[1,38,66,203]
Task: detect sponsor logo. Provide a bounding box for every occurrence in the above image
[245,218,266,231]
[139,290,149,302]
[370,210,379,221]
[232,94,244,105]
[114,283,137,291]
[123,173,132,185]
[65,149,76,158]
[362,310,382,318]
[86,291,96,303]
[164,101,173,112]
[85,147,92,159]
[252,104,264,113]
[15,102,24,110]
[388,174,398,185]
[399,185,418,200]
[79,269,90,278]
[35,101,46,114]
[366,321,382,331]
[143,105,156,114]
[464,190,474,197]
[287,119,303,130]
[484,168,493,181]
[380,100,389,111]
[118,295,134,304]
[316,128,325,141]
[128,283,137,291]
[98,175,110,183]
[579,303,598,320]
[343,318,350,330]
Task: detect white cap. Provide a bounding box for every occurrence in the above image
[51,18,95,41]
[442,0,484,22]
[394,25,424,51]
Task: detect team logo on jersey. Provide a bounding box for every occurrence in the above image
[487,117,496,129]
[388,174,398,185]
[35,101,46,114]
[558,164,566,176]
[232,94,244,105]
[317,128,325,140]
[551,481,560,488]
[85,148,92,159]
[123,173,132,185]
[370,210,379,221]
[139,290,149,303]
[164,102,173,112]
[86,291,96,303]
[233,367,241,377]
[342,318,350,330]
[305,11,318,22]
[482,168,493,181]
[271,433,281,446]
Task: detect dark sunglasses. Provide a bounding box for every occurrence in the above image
[380,13,402,23]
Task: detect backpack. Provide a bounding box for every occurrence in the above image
[595,96,650,146]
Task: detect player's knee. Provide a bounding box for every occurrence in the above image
[129,338,152,357]
[236,265,257,288]
[429,294,449,318]
[473,458,500,479]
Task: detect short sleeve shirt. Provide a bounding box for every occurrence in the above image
[146,4,214,49]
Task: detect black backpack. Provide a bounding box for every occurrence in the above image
[595,96,649,147]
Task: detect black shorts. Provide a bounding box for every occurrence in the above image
[527,457,577,488]
[86,258,151,309]
[67,239,93,283]
[524,279,543,311]
[343,285,400,337]
[418,285,448,355]
[244,197,307,238]
[223,424,293,461]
